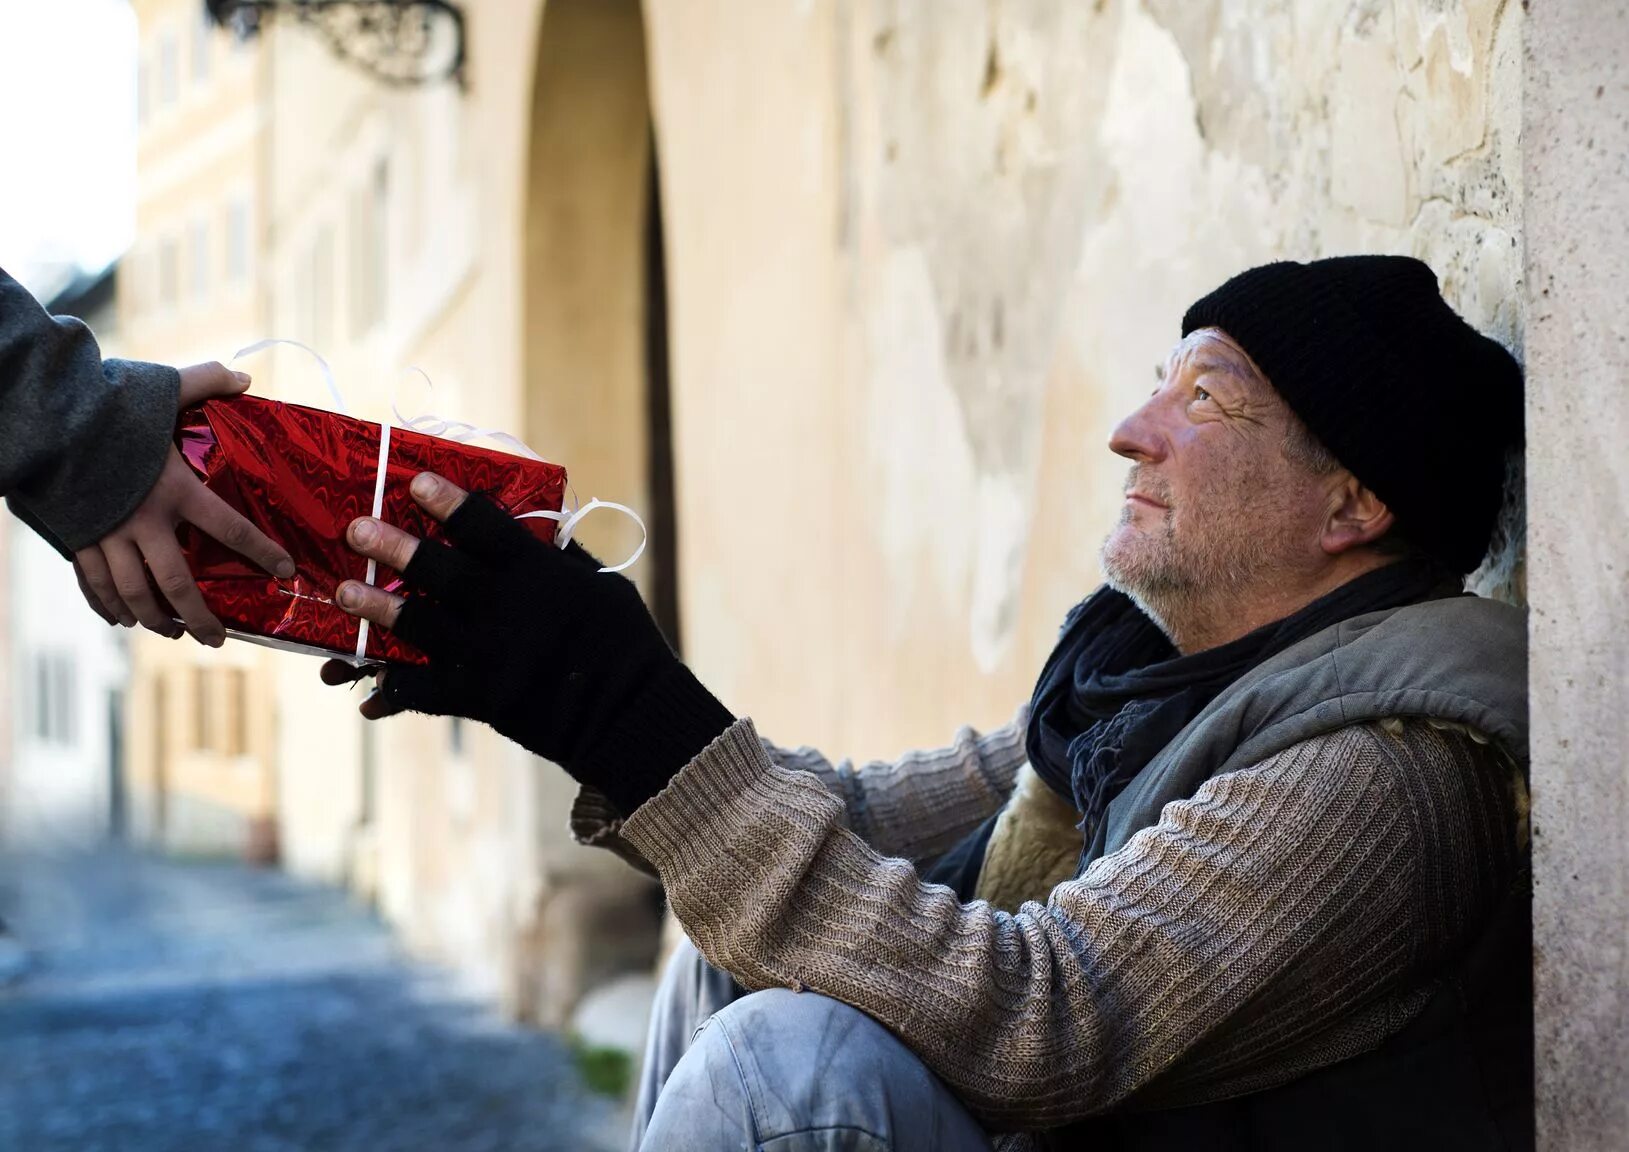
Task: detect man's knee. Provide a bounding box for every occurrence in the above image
[645,988,987,1150]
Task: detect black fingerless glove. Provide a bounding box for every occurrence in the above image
[382,492,735,814]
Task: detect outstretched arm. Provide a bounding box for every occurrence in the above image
[1,264,179,548]
[1,265,294,644]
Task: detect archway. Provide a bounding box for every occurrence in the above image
[519,0,673,1029]
[523,0,679,647]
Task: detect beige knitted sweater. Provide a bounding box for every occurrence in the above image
[571,711,1524,1131]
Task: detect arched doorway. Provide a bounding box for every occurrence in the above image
[523,0,679,647]
[519,0,674,1029]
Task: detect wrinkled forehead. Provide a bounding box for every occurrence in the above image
[1164,327,1272,394]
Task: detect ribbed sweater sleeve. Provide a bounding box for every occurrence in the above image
[568,705,1029,870]
[618,717,1520,1130]
[757,704,1030,862]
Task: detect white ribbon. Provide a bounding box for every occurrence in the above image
[391,366,545,461]
[232,338,348,414]
[354,420,392,660]
[518,499,648,574]
[229,340,647,659]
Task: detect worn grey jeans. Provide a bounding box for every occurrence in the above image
[632,938,997,1151]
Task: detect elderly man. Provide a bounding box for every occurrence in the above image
[329,256,1530,1151]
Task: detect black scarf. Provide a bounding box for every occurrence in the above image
[1026,558,1449,842]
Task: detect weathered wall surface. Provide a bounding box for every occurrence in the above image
[646,0,1523,758]
[260,0,661,1023]
[1525,2,1629,1145]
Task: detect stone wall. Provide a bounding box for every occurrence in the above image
[646,0,1524,759]
[1524,1,1629,1145]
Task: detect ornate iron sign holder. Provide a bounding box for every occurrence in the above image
[206,0,467,89]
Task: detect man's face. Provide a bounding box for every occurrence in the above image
[1100,328,1335,623]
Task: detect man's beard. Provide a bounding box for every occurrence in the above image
[1100,465,1279,643]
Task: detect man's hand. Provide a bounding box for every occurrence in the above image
[322,472,733,814]
[72,362,295,646]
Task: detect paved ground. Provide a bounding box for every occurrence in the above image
[0,848,625,1152]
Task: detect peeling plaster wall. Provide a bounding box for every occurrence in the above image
[647,0,1524,757]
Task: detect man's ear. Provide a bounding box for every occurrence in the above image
[1321,475,1394,556]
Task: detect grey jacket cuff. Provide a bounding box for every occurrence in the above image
[15,358,180,552]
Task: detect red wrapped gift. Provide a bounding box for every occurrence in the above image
[174,394,568,664]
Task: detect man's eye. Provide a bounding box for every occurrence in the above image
[1193,385,1212,402]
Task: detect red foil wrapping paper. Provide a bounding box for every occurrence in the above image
[175,395,567,664]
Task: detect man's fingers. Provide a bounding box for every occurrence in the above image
[442,489,537,566]
[401,538,480,602]
[360,675,406,720]
[335,579,406,630]
[74,549,133,627]
[176,361,253,407]
[391,597,464,658]
[377,665,451,719]
[137,529,224,646]
[104,539,182,638]
[408,472,468,523]
[346,517,421,577]
[182,478,296,579]
[320,659,373,687]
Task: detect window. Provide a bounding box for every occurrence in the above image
[192,12,212,84]
[158,31,179,107]
[123,249,144,318]
[158,237,180,308]
[188,667,249,756]
[310,224,335,348]
[136,55,150,126]
[193,666,212,753]
[31,653,75,746]
[222,668,248,757]
[349,159,388,337]
[189,218,210,303]
[225,200,250,284]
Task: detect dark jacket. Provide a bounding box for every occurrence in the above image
[1058,594,1532,1151]
[0,264,179,554]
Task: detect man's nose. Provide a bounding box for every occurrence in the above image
[1108,396,1167,463]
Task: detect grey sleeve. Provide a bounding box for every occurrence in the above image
[0,264,180,555]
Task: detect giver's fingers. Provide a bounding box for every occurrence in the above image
[73,558,117,625]
[174,453,295,578]
[136,527,224,646]
[407,472,468,523]
[176,361,253,407]
[74,549,134,627]
[105,538,183,638]
[334,578,406,630]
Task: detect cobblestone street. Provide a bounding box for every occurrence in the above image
[0,849,624,1152]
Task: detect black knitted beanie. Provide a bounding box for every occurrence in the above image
[1182,255,1524,575]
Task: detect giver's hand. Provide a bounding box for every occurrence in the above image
[73,362,296,646]
[324,472,734,814]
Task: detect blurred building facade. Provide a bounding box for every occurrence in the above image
[121,0,279,861]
